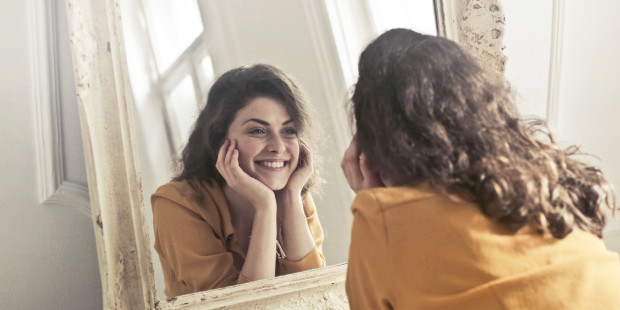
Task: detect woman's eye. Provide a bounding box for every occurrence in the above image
[282,128,298,136]
[249,128,267,135]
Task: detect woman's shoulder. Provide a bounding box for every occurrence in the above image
[152,179,224,210]
[351,185,481,226]
[352,184,440,211]
[152,179,232,237]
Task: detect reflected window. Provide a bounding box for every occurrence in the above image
[367,0,436,36]
[325,0,437,87]
[122,0,214,155]
[166,75,198,149]
[142,0,204,72]
[198,54,215,97]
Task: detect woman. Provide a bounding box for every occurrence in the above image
[342,29,620,309]
[152,64,325,298]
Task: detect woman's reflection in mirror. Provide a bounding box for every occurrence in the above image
[152,64,326,298]
[342,28,620,309]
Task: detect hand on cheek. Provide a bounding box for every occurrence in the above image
[341,136,385,192]
[216,139,275,207]
[281,140,312,195]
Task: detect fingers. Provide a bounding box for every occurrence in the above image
[341,138,364,191]
[297,139,312,169]
[224,140,235,166]
[216,139,230,176]
[341,137,386,192]
[231,148,239,169]
[360,153,385,188]
[359,153,372,180]
[281,140,313,195]
[216,139,241,183]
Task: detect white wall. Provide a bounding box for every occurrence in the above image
[0,0,101,309]
[557,0,620,252]
[502,0,553,119]
[502,0,620,252]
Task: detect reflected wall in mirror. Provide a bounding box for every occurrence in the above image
[119,0,436,299]
[65,0,507,307]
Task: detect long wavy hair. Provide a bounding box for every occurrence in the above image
[352,28,616,238]
[174,64,319,195]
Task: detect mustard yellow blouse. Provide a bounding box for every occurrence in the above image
[152,179,326,298]
[346,185,620,309]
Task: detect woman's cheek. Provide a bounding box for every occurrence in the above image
[233,140,252,170]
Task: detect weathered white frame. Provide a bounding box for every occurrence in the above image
[65,0,505,308]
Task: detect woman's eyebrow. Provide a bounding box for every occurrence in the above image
[242,118,269,126]
[242,118,295,126]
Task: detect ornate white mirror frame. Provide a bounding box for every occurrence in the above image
[65,0,505,308]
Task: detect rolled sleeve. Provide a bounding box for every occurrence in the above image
[278,246,326,274]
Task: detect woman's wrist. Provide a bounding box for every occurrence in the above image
[249,191,277,210]
[276,189,303,209]
[277,187,300,197]
[277,191,315,261]
[253,203,278,223]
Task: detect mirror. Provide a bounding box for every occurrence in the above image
[120,0,437,299]
[64,0,506,308]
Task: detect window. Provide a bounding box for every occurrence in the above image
[122,0,213,153]
[325,0,437,89]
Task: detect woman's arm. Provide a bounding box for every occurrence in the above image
[216,139,278,281]
[277,190,317,261]
[276,141,317,261]
[241,196,278,280]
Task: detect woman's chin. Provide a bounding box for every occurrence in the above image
[267,184,287,191]
[259,179,288,191]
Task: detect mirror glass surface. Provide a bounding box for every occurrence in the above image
[120,0,436,298]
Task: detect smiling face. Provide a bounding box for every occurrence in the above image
[226,96,300,191]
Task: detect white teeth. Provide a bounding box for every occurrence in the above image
[260,161,285,168]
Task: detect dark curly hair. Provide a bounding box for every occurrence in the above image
[352,28,616,238]
[173,64,319,196]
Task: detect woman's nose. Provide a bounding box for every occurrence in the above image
[267,135,286,153]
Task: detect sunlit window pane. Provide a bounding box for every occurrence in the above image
[199,54,215,85]
[166,76,198,150]
[142,0,203,72]
[367,0,437,35]
[197,54,215,104]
